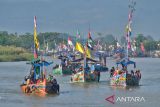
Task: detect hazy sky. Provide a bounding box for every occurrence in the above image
[0,0,160,39]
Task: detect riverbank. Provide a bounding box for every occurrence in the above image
[0,46,32,62]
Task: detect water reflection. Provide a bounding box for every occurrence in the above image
[110,85,141,91]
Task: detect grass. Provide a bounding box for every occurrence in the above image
[0,45,32,62]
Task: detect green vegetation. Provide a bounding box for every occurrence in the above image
[96,33,160,52]
[0,31,160,60]
[0,45,32,62]
[0,31,70,50]
[0,31,71,62]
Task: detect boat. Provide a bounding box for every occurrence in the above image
[70,29,108,83]
[110,59,141,86]
[52,53,74,75]
[20,16,59,96]
[110,1,141,87]
[70,57,108,83]
[20,59,59,96]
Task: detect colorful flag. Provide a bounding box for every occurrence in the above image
[116,42,121,48]
[68,36,73,46]
[75,42,84,54]
[76,29,80,38]
[96,40,102,50]
[126,24,132,37]
[140,42,145,52]
[34,16,39,49]
[85,46,91,58]
[33,16,39,58]
[127,35,131,49]
[87,31,94,50]
[128,12,132,21]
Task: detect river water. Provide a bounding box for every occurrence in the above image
[0,58,160,107]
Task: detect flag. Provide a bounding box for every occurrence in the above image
[96,40,102,50]
[62,43,67,50]
[132,39,137,52]
[128,12,132,21]
[75,42,84,54]
[33,16,39,58]
[85,47,91,58]
[116,42,121,48]
[68,36,73,46]
[125,24,132,37]
[87,31,94,50]
[76,29,80,38]
[128,41,131,49]
[127,36,131,49]
[140,42,145,52]
[34,16,39,49]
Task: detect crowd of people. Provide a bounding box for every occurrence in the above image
[110,66,141,80]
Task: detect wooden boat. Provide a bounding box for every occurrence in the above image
[70,57,108,83]
[110,59,141,86]
[53,65,73,75]
[110,1,141,87]
[20,16,59,96]
[70,28,108,82]
[20,60,60,96]
[53,53,75,75]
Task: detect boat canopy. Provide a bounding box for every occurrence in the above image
[94,64,108,72]
[116,59,136,68]
[94,51,109,57]
[71,57,99,63]
[113,48,125,53]
[33,61,53,67]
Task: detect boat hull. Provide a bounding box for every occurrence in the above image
[110,73,140,86]
[71,71,99,83]
[20,81,59,96]
[53,66,72,75]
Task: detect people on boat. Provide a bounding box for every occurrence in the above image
[138,70,141,79]
[131,70,134,76]
[91,65,95,73]
[48,74,54,82]
[53,64,59,69]
[51,78,59,93]
[97,71,100,82]
[135,70,141,79]
[110,67,115,77]
[48,74,59,93]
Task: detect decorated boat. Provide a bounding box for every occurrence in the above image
[110,1,141,87]
[52,54,74,75]
[110,59,141,86]
[20,16,59,96]
[70,57,100,82]
[53,36,76,75]
[20,59,59,96]
[70,29,108,83]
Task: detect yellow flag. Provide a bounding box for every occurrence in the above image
[125,24,129,32]
[34,16,39,49]
[75,42,84,54]
[86,47,91,58]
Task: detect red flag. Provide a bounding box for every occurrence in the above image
[88,31,91,38]
[128,12,132,21]
[68,36,73,46]
[140,42,145,52]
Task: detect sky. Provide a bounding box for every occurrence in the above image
[0,0,160,39]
